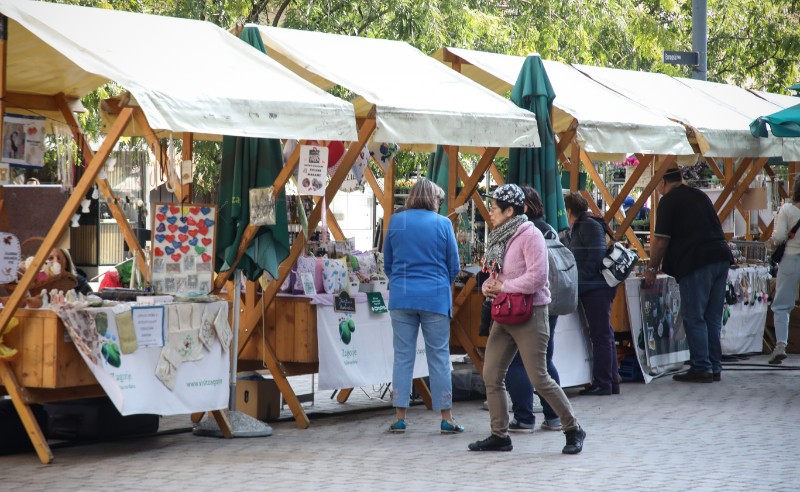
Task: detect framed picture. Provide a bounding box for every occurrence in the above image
[151,203,217,296]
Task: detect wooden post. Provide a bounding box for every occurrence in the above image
[0,362,54,464]
[180,133,194,202]
[0,15,6,160]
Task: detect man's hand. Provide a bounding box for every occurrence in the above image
[642,269,657,288]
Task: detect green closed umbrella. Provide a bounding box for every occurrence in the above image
[750,103,800,138]
[508,54,568,232]
[426,145,458,215]
[215,26,289,281]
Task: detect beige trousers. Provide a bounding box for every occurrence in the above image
[483,305,578,436]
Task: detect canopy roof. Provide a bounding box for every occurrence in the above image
[252,26,540,150]
[574,64,782,159]
[750,90,800,110]
[433,47,694,160]
[0,0,356,141]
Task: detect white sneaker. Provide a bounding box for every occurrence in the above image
[482,400,489,411]
[768,342,787,365]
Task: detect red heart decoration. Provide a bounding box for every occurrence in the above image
[156,213,166,222]
[169,205,180,214]
[201,237,212,246]
[197,224,209,236]
[178,234,189,242]
[187,217,197,226]
[171,253,182,262]
[201,253,211,263]
[165,234,175,243]
[179,245,190,254]
[168,224,179,233]
[326,141,346,168]
[190,207,200,215]
[188,229,198,238]
[154,247,164,257]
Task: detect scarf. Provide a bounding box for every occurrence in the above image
[483,214,527,274]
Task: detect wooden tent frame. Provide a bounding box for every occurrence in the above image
[209,104,505,427]
[0,11,332,461]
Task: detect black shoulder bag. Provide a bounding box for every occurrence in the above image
[769,217,800,274]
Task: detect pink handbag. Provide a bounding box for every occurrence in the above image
[491,292,534,325]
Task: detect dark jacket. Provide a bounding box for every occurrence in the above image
[566,214,608,295]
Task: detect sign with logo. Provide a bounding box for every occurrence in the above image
[366,292,388,314]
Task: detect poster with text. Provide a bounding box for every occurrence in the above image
[151,203,217,296]
[2,114,45,168]
[297,144,328,196]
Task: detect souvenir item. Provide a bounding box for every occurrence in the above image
[249,186,276,226]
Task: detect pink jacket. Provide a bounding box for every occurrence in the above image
[482,221,551,306]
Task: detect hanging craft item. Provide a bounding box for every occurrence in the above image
[297,144,328,196]
[180,160,193,185]
[0,233,20,283]
[1,113,46,168]
[324,141,346,177]
[341,145,371,192]
[367,141,399,173]
[249,186,276,226]
[150,202,217,296]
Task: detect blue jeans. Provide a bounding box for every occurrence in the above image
[771,253,800,343]
[505,315,560,424]
[678,261,730,373]
[390,309,453,410]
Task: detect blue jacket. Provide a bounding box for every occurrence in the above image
[567,214,608,295]
[384,209,460,317]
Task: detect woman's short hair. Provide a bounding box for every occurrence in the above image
[405,178,445,211]
[520,184,545,220]
[493,199,525,217]
[563,191,588,217]
[793,178,800,203]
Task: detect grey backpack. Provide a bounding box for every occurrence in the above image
[543,227,579,316]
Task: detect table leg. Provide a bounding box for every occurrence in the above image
[211,409,233,438]
[0,361,54,464]
[413,378,432,409]
[336,388,354,403]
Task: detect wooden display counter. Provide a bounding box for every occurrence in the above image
[1,308,101,396]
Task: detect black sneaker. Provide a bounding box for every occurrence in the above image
[562,426,586,455]
[672,371,713,383]
[468,434,513,451]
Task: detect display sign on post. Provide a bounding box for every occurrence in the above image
[131,306,165,348]
[297,144,328,196]
[150,203,217,296]
[2,114,46,168]
[0,233,20,283]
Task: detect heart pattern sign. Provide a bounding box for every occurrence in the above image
[151,202,217,296]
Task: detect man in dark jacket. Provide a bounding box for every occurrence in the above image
[642,168,732,383]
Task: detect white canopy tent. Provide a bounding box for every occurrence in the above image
[433,47,695,161]
[252,25,540,150]
[0,0,356,141]
[574,64,782,159]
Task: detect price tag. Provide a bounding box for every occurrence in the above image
[334,291,356,313]
[366,292,388,314]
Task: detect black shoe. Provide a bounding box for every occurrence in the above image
[562,426,586,455]
[579,386,612,396]
[468,434,513,452]
[712,372,721,382]
[611,384,621,395]
[672,371,713,383]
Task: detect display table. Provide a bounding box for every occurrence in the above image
[624,265,769,382]
[0,302,234,463]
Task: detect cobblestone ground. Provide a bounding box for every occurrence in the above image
[2,354,798,492]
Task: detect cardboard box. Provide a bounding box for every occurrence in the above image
[236,377,281,421]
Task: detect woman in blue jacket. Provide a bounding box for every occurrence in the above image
[564,192,620,396]
[384,178,463,433]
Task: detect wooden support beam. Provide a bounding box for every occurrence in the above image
[714,158,749,212]
[603,154,656,222]
[455,163,491,226]
[0,108,133,334]
[450,276,483,375]
[55,94,150,282]
[210,409,233,438]
[613,155,675,242]
[336,388,354,403]
[413,378,433,409]
[577,148,646,255]
[235,118,377,355]
[180,132,193,203]
[5,91,85,113]
[382,156,395,244]
[453,148,498,210]
[0,362,53,464]
[718,158,768,223]
[325,205,346,240]
[764,164,788,199]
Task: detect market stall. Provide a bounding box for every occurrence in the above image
[212,25,547,428]
[0,0,357,463]
[625,266,771,383]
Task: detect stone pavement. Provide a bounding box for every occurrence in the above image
[1,354,799,492]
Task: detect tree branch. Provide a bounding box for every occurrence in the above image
[247,0,273,24]
[273,0,292,26]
